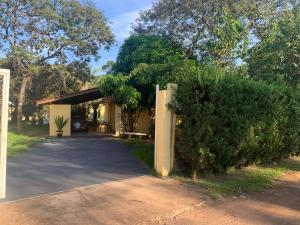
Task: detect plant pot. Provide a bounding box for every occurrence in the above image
[56,130,63,138]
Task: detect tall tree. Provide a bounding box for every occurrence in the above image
[99,34,188,133]
[134,0,296,66]
[113,34,185,74]
[0,0,114,130]
[248,4,300,85]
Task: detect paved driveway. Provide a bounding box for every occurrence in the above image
[4,136,147,201]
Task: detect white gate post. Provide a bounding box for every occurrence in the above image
[154,83,177,176]
[0,69,10,199]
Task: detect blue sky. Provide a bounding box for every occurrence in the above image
[91,0,155,73]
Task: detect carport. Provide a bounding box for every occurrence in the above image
[35,88,122,137]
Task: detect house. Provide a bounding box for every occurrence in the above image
[35,88,151,137]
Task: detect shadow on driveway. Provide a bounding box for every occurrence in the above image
[3,136,148,201]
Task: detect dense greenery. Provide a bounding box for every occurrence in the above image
[113,34,185,74]
[172,65,300,177]
[248,4,300,85]
[135,0,296,66]
[99,34,187,132]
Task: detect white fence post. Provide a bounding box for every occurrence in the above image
[0,69,10,199]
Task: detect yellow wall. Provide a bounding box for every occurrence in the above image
[98,103,108,122]
[49,104,71,137]
[114,105,121,136]
[136,111,150,134]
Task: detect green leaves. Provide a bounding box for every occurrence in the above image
[0,0,114,66]
[113,34,185,74]
[248,4,300,85]
[98,74,141,110]
[54,115,69,131]
[134,0,296,66]
[173,65,300,175]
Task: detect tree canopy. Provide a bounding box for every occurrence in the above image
[248,4,300,85]
[113,34,185,74]
[134,0,297,66]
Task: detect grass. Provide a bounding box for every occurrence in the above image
[7,122,47,157]
[124,138,154,170]
[7,132,42,157]
[124,139,300,199]
[175,157,300,199]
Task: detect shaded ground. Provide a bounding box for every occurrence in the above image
[146,171,300,225]
[0,171,299,225]
[4,136,147,201]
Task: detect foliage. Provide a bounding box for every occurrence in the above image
[175,156,300,199]
[99,34,187,132]
[113,34,185,74]
[54,115,69,131]
[134,0,296,66]
[248,4,300,85]
[171,65,300,176]
[98,74,141,132]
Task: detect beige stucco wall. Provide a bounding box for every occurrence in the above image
[49,104,71,137]
[136,111,150,134]
[154,84,176,177]
[0,69,10,199]
[98,103,108,122]
[114,105,122,136]
[109,103,116,131]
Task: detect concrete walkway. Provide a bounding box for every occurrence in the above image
[4,136,147,201]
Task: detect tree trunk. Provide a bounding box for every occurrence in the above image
[16,77,29,131]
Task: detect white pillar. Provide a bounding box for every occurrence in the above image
[154,83,177,176]
[0,69,10,199]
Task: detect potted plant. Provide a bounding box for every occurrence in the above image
[54,115,69,138]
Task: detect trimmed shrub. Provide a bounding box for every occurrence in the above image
[172,66,300,176]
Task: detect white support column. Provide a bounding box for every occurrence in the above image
[0,69,10,199]
[154,83,177,176]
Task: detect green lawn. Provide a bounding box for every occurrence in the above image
[7,123,47,157]
[175,157,300,199]
[124,139,300,199]
[124,138,154,170]
[7,132,42,157]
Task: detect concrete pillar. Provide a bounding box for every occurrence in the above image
[0,69,10,199]
[154,83,177,176]
[114,105,122,136]
[49,104,71,137]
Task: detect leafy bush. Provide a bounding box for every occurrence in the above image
[172,65,300,176]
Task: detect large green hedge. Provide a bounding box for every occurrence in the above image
[172,66,300,176]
